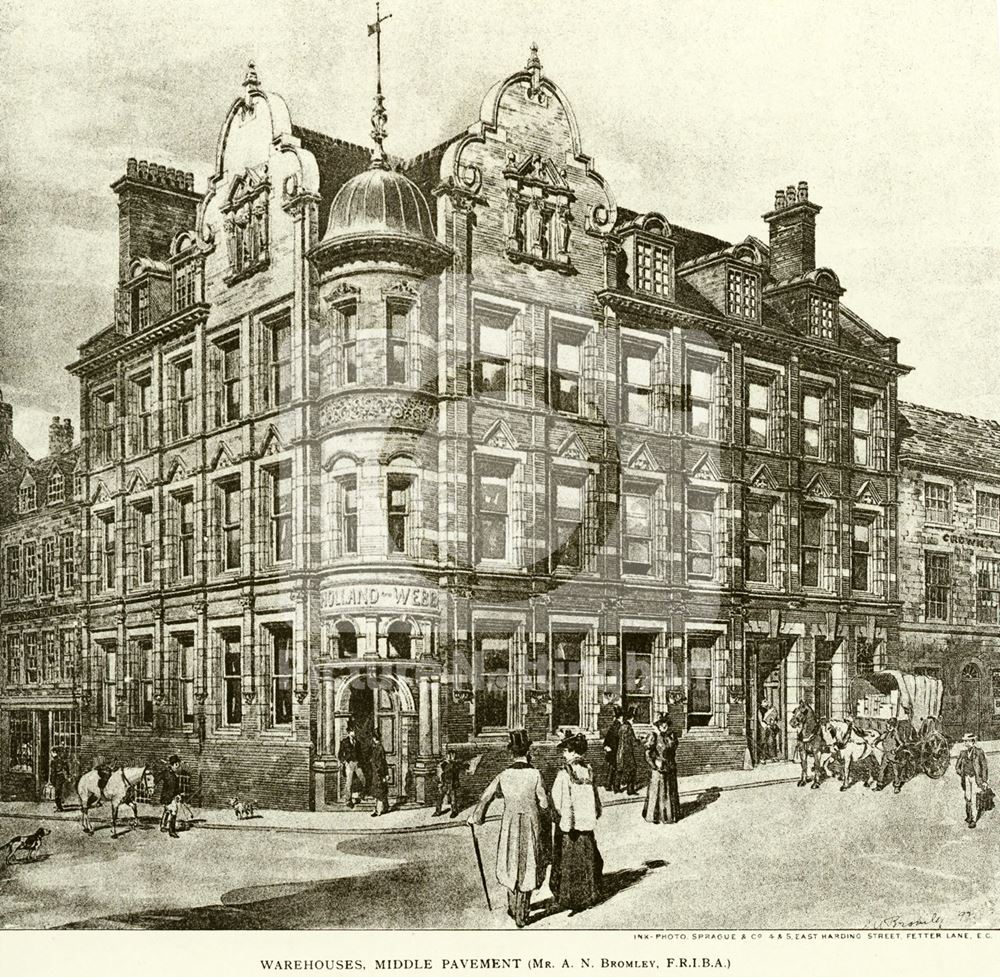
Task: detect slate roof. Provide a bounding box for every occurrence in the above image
[898,402,1000,478]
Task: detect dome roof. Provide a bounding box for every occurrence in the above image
[323,165,436,245]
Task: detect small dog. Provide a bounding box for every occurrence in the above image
[1,827,51,864]
[228,797,255,820]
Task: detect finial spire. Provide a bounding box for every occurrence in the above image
[367,2,393,168]
[527,42,541,70]
[243,60,260,90]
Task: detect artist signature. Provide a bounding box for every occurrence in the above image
[868,909,977,930]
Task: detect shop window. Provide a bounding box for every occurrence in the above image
[623,633,653,724]
[270,626,293,727]
[552,634,583,728]
[9,713,33,773]
[222,630,242,726]
[687,634,715,728]
[475,631,511,731]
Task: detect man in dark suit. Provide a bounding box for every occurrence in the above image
[433,748,462,818]
[338,721,363,808]
[368,730,389,818]
[160,754,183,839]
[956,732,990,828]
[603,706,623,792]
[876,718,904,793]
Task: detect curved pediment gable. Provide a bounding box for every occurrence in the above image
[440,45,616,241]
[200,62,319,249]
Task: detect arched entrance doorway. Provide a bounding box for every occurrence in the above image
[339,670,415,806]
[958,662,987,740]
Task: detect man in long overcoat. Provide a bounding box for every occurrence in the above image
[338,721,364,808]
[468,730,550,928]
[368,729,390,818]
[956,732,990,828]
[602,706,623,792]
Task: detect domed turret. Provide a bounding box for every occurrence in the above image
[323,166,437,246]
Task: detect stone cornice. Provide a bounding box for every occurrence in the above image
[309,232,453,278]
[68,304,210,378]
[596,289,911,377]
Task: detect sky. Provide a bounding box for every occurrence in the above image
[1,0,999,458]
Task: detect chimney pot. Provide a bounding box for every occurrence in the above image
[138,160,149,180]
[775,189,786,210]
[126,157,138,178]
[798,180,808,201]
[786,184,797,204]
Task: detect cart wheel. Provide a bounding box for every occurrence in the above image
[926,754,950,779]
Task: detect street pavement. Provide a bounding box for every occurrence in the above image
[1,760,997,930]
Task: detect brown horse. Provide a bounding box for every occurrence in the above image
[76,765,154,838]
[789,703,832,789]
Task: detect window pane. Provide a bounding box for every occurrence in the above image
[555,338,580,373]
[689,367,712,401]
[803,394,821,422]
[748,382,769,412]
[627,389,650,426]
[478,317,510,356]
[625,494,651,535]
[626,355,651,387]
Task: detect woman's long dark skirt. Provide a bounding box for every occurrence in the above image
[550,829,603,910]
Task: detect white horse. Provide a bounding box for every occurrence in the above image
[825,720,883,791]
[76,765,154,838]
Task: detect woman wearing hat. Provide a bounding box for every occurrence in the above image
[468,730,550,928]
[616,706,639,795]
[643,714,680,824]
[550,732,603,913]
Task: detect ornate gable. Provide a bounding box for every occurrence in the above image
[210,442,239,472]
[91,479,111,503]
[258,425,285,458]
[749,464,779,491]
[805,472,835,499]
[482,419,518,451]
[627,443,658,472]
[124,469,149,494]
[690,452,724,483]
[165,457,188,484]
[856,480,884,505]
[556,432,589,462]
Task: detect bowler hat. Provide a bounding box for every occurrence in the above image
[507,729,532,757]
[962,732,977,742]
[625,705,637,721]
[654,712,671,727]
[167,754,180,765]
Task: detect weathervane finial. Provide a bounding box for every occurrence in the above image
[367,2,393,168]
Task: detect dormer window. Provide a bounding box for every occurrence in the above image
[47,470,65,505]
[223,168,269,283]
[131,283,150,332]
[19,482,36,512]
[635,240,671,296]
[809,295,836,339]
[727,268,759,321]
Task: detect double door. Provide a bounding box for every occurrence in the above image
[345,678,406,804]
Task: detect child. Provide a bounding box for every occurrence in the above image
[433,748,462,817]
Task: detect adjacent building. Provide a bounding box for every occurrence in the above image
[0,412,82,800]
[896,402,1000,741]
[12,46,909,811]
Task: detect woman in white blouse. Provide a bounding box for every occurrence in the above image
[549,731,604,913]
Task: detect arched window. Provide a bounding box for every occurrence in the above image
[961,662,982,681]
[387,620,413,660]
[335,621,358,659]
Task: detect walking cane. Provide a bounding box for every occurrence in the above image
[469,823,492,911]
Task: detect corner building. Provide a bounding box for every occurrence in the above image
[68,51,906,811]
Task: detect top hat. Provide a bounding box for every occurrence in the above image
[507,729,533,757]
[624,705,637,721]
[167,754,180,765]
[962,732,977,742]
[612,705,623,718]
[654,712,671,727]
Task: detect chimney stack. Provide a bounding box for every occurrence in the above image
[48,416,74,455]
[0,395,12,458]
[763,180,821,281]
[111,158,201,285]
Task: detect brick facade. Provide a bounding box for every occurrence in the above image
[1,50,911,811]
[897,402,1000,741]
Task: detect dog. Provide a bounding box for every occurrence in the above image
[1,827,51,864]
[228,797,255,820]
